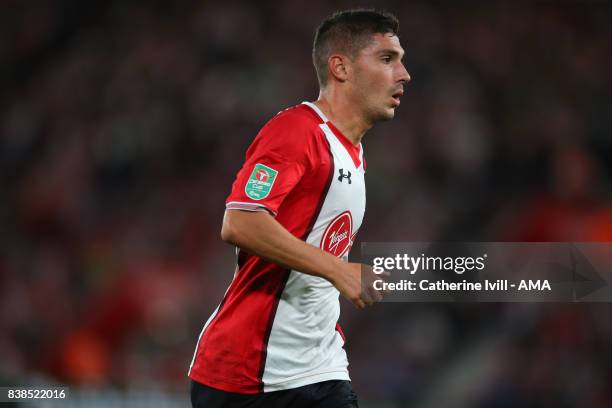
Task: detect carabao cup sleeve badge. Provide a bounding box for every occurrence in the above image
[245,163,279,200]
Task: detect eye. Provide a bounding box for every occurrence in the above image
[381,56,392,63]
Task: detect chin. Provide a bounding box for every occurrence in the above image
[366,106,395,124]
[378,108,395,121]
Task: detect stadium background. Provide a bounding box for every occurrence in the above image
[1,0,611,406]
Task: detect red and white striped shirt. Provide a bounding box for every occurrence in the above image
[189,102,366,393]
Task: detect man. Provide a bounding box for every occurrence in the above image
[189,9,410,407]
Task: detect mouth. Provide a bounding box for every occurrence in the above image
[391,90,403,107]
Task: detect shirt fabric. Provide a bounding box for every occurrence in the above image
[189,101,367,394]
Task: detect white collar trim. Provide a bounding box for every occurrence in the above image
[302,101,329,123]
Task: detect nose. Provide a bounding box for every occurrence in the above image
[398,63,411,84]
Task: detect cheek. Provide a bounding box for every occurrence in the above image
[359,71,387,96]
[353,66,390,105]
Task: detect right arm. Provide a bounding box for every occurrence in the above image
[221,209,377,309]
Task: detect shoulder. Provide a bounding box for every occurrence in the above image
[248,104,326,163]
[260,104,323,136]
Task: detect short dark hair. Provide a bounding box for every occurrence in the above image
[313,9,400,87]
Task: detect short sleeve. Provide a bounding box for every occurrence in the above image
[226,113,315,216]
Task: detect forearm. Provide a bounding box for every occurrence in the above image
[221,209,345,284]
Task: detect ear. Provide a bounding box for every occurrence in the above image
[327,54,350,82]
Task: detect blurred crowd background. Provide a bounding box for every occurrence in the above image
[1,0,611,406]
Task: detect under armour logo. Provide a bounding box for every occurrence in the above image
[338,169,352,184]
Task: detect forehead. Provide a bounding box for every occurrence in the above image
[360,33,404,56]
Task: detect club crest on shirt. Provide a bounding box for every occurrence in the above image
[245,163,278,200]
[320,211,353,257]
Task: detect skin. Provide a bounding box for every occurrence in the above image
[222,32,409,309]
[315,32,411,145]
[221,210,374,308]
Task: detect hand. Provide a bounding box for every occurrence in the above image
[361,264,389,305]
[333,263,387,309]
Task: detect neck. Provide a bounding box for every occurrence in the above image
[313,88,371,146]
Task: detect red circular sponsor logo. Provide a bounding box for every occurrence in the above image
[256,169,269,182]
[320,211,353,257]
